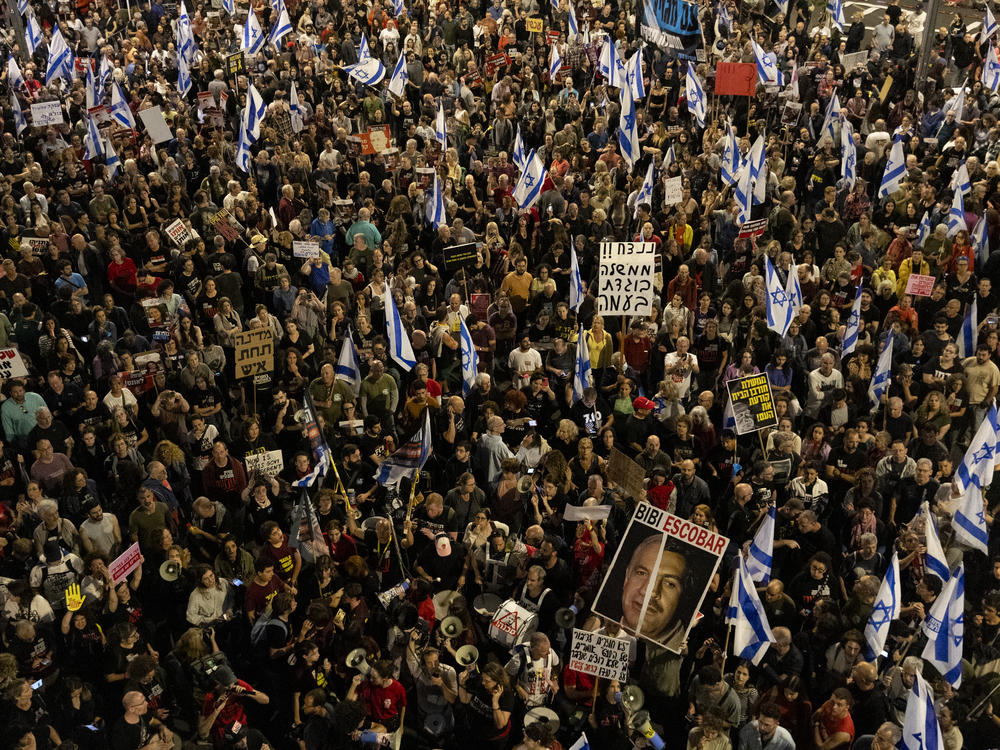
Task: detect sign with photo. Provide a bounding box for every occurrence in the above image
[726,372,778,434]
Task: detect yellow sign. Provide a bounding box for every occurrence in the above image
[879,75,893,103]
[526,17,544,32]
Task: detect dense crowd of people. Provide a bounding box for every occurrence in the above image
[2,0,1000,749]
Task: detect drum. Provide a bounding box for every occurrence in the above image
[472,593,502,618]
[488,598,538,649]
[432,589,460,620]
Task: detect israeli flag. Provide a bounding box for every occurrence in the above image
[878,137,906,198]
[7,56,25,92]
[45,25,74,86]
[435,100,447,149]
[242,8,266,54]
[84,115,104,161]
[178,1,196,65]
[627,49,645,100]
[513,149,547,211]
[765,255,793,336]
[841,119,856,188]
[633,161,654,219]
[720,122,740,186]
[745,505,775,583]
[972,217,989,267]
[868,338,893,409]
[85,58,98,109]
[599,37,625,88]
[387,50,408,99]
[459,317,479,397]
[425,174,446,228]
[786,262,803,321]
[947,187,966,237]
[177,54,192,97]
[375,410,432,488]
[734,159,754,225]
[236,106,253,173]
[751,39,783,86]
[25,12,42,55]
[951,161,972,194]
[105,137,120,180]
[385,283,416,371]
[345,33,386,86]
[841,282,863,359]
[686,61,706,128]
[618,80,639,169]
[11,93,26,135]
[749,134,767,205]
[984,6,999,43]
[568,734,590,750]
[111,82,136,129]
[292,393,332,488]
[864,550,901,658]
[569,238,586,312]
[573,326,592,403]
[289,81,303,132]
[335,330,362,397]
[919,501,950,583]
[945,80,967,120]
[718,0,732,30]
[822,93,842,144]
[568,0,580,41]
[392,0,406,15]
[902,672,943,750]
[235,83,266,173]
[916,211,932,248]
[270,0,293,50]
[222,0,235,15]
[955,402,1000,494]
[953,486,989,553]
[985,45,1000,93]
[727,553,775,665]
[512,125,527,172]
[549,43,563,81]
[98,55,112,101]
[921,562,964,688]
[16,0,28,14]
[957,297,977,359]
[828,0,846,31]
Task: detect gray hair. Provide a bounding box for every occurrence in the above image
[37,499,59,517]
[902,656,923,674]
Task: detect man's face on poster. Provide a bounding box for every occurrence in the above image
[621,539,685,640]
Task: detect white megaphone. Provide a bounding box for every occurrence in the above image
[630,710,665,750]
[621,685,645,712]
[346,648,371,675]
[455,644,479,667]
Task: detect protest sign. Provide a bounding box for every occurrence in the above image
[226,51,246,77]
[842,51,869,71]
[781,101,802,125]
[165,219,194,247]
[245,449,284,478]
[592,503,728,653]
[663,177,683,206]
[110,542,142,584]
[0,348,29,378]
[233,329,274,379]
[738,218,769,239]
[484,52,510,77]
[209,208,244,242]
[138,106,174,143]
[563,504,612,522]
[21,237,50,255]
[568,629,630,682]
[358,125,393,155]
[607,448,647,500]
[598,241,656,316]
[88,105,111,126]
[905,273,935,297]
[30,100,64,126]
[641,0,702,58]
[293,240,322,258]
[714,62,757,96]
[526,17,544,32]
[470,293,490,320]
[726,372,777,434]
[443,242,479,270]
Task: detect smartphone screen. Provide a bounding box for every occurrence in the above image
[31,680,42,690]
[233,579,242,587]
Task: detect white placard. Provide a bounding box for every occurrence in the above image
[138,106,173,143]
[165,219,193,246]
[293,240,321,258]
[598,242,656,317]
[0,348,29,378]
[245,449,284,477]
[30,100,64,126]
[563,504,612,522]
[568,629,630,681]
[663,176,684,206]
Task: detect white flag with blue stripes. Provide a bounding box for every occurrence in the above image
[841,282,863,359]
[387,50,408,99]
[222,0,235,15]
[512,125,527,172]
[235,83,266,173]
[972,217,989,268]
[947,187,965,237]
[786,262,803,322]
[570,238,586,312]
[25,12,42,55]
[751,39,783,86]
[568,733,590,750]
[734,158,754,225]
[864,550,901,658]
[984,6,999,43]
[10,92,26,135]
[955,402,1000,494]
[111,81,136,129]
[289,81,303,132]
[385,283,416,371]
[916,211,932,248]
[45,25,74,85]
[765,255,793,336]
[425,174,446,228]
[85,58,98,109]
[178,1,196,65]
[617,80,639,169]
[953,486,989,553]
[745,505,774,583]
[720,122,740,186]
[685,61,706,128]
[344,33,386,86]
[878,138,906,198]
[749,134,767,205]
[985,45,1000,93]
[921,562,964,688]
[957,297,977,359]
[513,149,547,211]
[599,37,625,88]
[951,162,971,194]
[841,119,856,188]
[902,672,943,750]
[105,137,120,180]
[821,93,841,144]
[627,50,645,100]
[16,0,28,14]
[177,53,192,97]
[7,56,25,93]
[573,326,592,403]
[392,0,406,15]
[633,160,654,218]
[828,0,846,31]
[920,501,950,582]
[435,100,447,149]
[869,337,893,409]
[568,0,580,41]
[335,330,362,397]
[549,43,563,81]
[242,8,266,54]
[99,56,112,100]
[459,317,479,397]
[727,553,775,665]
[84,115,103,161]
[270,0,293,50]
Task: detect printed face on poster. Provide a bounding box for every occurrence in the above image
[592,503,728,653]
[726,372,778,434]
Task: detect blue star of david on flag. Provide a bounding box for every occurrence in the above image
[972,444,995,464]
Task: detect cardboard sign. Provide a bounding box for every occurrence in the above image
[842,51,869,71]
[293,240,321,258]
[598,241,657,317]
[592,503,729,653]
[226,51,246,77]
[138,106,174,143]
[738,218,769,239]
[607,447,648,500]
[904,273,935,297]
[245,449,284,477]
[526,17,544,32]
[165,219,193,247]
[726,372,778,435]
[233,329,274,379]
[663,176,683,206]
[110,542,142,584]
[715,62,757,97]
[546,29,561,43]
[0,348,28,378]
[568,629,630,681]
[30,100,64,126]
[443,242,479,270]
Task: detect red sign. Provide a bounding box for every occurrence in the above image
[904,273,935,297]
[110,542,142,584]
[357,125,393,156]
[484,52,509,77]
[715,62,757,97]
[738,218,768,239]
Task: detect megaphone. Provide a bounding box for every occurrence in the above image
[346,648,371,675]
[630,710,664,750]
[455,644,479,666]
[621,685,645,712]
[555,605,578,629]
[441,616,463,639]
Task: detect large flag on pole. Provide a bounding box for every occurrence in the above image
[745,505,775,583]
[292,389,332,488]
[727,553,775,665]
[618,80,639,169]
[902,672,944,750]
[952,486,989,553]
[878,137,906,198]
[111,82,136,129]
[685,61,707,128]
[573,326,592,403]
[868,338,893,409]
[765,255,793,337]
[335,331,361,397]
[921,563,964,688]
[955,402,1000,494]
[375,410,433,488]
[841,282,863,359]
[513,149,547,211]
[459,317,479,397]
[45,25,75,85]
[387,50,408,98]
[920,502,950,582]
[569,238,586,312]
[633,160,654,218]
[425,174,446,227]
[242,8,266,54]
[385,284,416,371]
[270,0,294,50]
[864,550,901,658]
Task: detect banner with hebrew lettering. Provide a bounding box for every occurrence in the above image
[641,0,702,59]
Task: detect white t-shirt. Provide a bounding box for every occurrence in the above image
[663,351,698,399]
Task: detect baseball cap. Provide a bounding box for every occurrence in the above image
[632,396,656,411]
[435,533,452,557]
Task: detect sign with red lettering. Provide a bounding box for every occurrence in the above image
[592,504,728,653]
[904,273,935,297]
[569,629,630,681]
[110,542,142,584]
[0,348,29,378]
